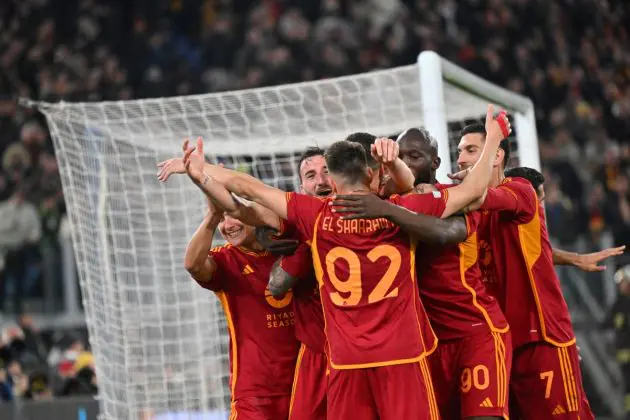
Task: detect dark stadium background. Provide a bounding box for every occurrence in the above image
[0,0,628,418]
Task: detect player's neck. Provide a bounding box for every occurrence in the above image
[490,166,505,188]
[336,183,370,195]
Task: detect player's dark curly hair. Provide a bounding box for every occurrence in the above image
[325,140,369,184]
[460,123,511,168]
[344,132,378,169]
[297,146,325,181]
[504,167,545,191]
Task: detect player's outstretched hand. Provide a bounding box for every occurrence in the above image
[576,245,626,272]
[255,226,299,256]
[371,137,399,167]
[331,193,387,220]
[485,104,511,144]
[182,137,206,184]
[157,158,185,182]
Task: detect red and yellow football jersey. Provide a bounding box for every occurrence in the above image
[196,245,299,400]
[285,191,444,369]
[279,243,327,354]
[415,209,509,340]
[479,177,575,348]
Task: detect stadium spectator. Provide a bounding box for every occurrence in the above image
[0,186,41,314]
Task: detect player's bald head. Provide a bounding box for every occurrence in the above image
[397,127,440,185]
[397,128,438,157]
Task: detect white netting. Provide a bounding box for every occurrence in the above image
[34,62,532,419]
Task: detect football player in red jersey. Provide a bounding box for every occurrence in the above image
[183,192,300,420]
[454,123,595,420]
[270,145,330,420]
[333,126,512,420]
[180,133,415,420]
[254,133,417,420]
[180,105,508,420]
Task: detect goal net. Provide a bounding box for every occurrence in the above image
[30,51,538,420]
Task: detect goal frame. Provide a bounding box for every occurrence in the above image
[18,50,543,419]
[418,51,540,182]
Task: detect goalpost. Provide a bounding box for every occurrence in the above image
[27,51,538,420]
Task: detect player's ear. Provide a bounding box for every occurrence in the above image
[433,155,441,170]
[366,166,374,182]
[329,177,338,193]
[493,148,505,167]
[537,185,545,201]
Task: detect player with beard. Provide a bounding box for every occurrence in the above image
[268,146,331,420]
[184,192,300,419]
[334,126,512,420]
[181,105,508,419]
[453,123,595,419]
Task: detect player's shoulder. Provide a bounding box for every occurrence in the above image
[501,176,537,197]
[389,187,444,202]
[286,191,327,205]
[502,176,529,188]
[209,243,234,256]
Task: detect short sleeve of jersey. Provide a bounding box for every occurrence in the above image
[481,177,537,222]
[199,246,232,291]
[274,216,298,239]
[279,243,313,280]
[391,191,447,217]
[285,192,325,241]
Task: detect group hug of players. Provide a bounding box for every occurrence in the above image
[157,105,625,420]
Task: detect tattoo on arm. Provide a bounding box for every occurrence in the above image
[268,259,299,298]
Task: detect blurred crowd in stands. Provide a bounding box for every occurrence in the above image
[0,314,95,402]
[0,0,629,403]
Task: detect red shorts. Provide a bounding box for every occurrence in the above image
[327,358,439,420]
[509,342,595,420]
[289,343,327,420]
[230,395,290,420]
[429,331,512,419]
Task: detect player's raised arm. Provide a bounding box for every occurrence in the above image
[441,106,511,218]
[331,193,468,245]
[184,197,221,286]
[183,138,288,220]
[181,138,285,228]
